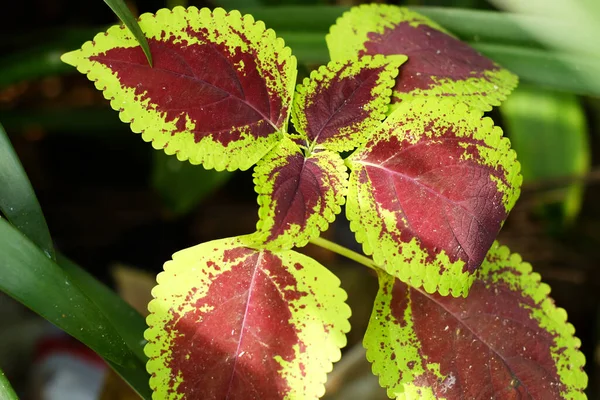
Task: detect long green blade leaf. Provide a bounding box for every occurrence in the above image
[57,255,148,363]
[0,368,18,400]
[0,218,134,367]
[500,85,590,223]
[472,43,600,96]
[102,0,152,66]
[0,123,54,259]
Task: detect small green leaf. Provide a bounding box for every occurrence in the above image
[0,123,54,259]
[151,151,233,216]
[292,55,405,152]
[346,99,522,297]
[253,137,347,250]
[0,368,18,400]
[102,0,153,66]
[327,4,518,112]
[364,242,587,399]
[145,236,350,399]
[61,7,297,171]
[0,218,134,367]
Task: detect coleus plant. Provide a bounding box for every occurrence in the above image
[61,4,587,399]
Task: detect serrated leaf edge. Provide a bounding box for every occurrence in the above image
[252,138,349,251]
[61,6,297,172]
[291,54,406,152]
[144,236,352,399]
[346,99,522,297]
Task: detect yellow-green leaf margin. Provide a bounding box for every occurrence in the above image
[145,236,351,399]
[61,7,297,171]
[346,99,522,297]
[364,242,587,399]
[252,137,348,251]
[291,55,406,152]
[326,4,518,112]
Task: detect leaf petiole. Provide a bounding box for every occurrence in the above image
[309,236,378,271]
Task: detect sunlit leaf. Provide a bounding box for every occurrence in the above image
[253,137,347,250]
[145,236,350,399]
[501,85,590,224]
[346,99,521,297]
[327,4,518,112]
[364,242,587,399]
[292,55,405,152]
[61,7,297,171]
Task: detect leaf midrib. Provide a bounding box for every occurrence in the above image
[95,55,279,132]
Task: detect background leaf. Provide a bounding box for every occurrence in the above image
[151,151,232,216]
[145,236,350,399]
[0,122,150,397]
[346,99,521,297]
[102,0,153,66]
[501,85,590,224]
[0,218,134,367]
[0,123,54,259]
[364,243,587,399]
[61,7,297,171]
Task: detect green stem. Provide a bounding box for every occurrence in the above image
[309,236,378,271]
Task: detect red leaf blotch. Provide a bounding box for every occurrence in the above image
[163,249,308,399]
[361,23,497,96]
[391,278,564,398]
[91,30,286,146]
[362,131,507,272]
[302,63,389,145]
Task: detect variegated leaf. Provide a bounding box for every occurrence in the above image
[327,4,517,112]
[61,7,297,171]
[253,137,347,251]
[346,99,521,297]
[291,55,405,152]
[145,236,350,399]
[364,242,587,399]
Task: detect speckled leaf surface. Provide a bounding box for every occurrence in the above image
[145,236,350,399]
[364,243,587,399]
[346,100,521,297]
[253,138,348,251]
[61,7,297,171]
[291,55,405,152]
[327,4,517,112]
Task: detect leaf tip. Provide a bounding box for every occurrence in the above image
[60,50,80,67]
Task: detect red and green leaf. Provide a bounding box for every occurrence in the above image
[291,55,405,152]
[327,4,518,112]
[346,99,521,297]
[253,137,347,251]
[364,242,587,399]
[145,236,350,399]
[61,7,297,171]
